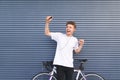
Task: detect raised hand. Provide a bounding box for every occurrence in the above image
[46,16,53,23]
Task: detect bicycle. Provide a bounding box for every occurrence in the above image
[32,59,105,80]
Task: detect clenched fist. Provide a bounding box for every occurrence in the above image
[79,39,84,46]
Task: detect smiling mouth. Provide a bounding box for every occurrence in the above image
[67,30,71,32]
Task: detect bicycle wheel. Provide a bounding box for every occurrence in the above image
[80,73,105,80]
[32,72,57,80]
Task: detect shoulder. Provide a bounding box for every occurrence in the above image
[50,32,64,39]
[72,36,78,40]
[72,36,78,42]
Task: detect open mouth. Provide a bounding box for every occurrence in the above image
[67,30,71,33]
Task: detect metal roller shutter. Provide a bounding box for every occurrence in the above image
[0,0,120,80]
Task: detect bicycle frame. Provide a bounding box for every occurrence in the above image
[49,66,87,80]
[74,69,86,80]
[49,66,57,80]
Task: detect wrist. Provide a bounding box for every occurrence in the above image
[79,44,83,48]
[45,22,50,26]
[46,21,50,24]
[45,19,51,24]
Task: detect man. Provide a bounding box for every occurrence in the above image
[45,16,84,80]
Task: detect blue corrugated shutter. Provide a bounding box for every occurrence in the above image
[0,0,120,80]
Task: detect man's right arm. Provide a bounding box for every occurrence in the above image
[45,16,53,36]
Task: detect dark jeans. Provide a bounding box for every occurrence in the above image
[55,65,74,80]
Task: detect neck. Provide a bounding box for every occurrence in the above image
[66,34,73,37]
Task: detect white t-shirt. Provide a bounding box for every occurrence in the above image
[50,32,78,68]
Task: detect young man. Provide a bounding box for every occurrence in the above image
[45,16,84,80]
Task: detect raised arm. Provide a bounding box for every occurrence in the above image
[75,39,84,54]
[45,16,53,36]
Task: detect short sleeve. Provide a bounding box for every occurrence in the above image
[50,32,62,42]
[73,39,79,50]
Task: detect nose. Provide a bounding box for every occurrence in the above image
[66,27,70,29]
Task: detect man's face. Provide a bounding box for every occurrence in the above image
[66,24,76,36]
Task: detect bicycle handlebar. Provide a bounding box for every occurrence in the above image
[42,61,53,71]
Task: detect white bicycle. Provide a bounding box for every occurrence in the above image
[32,59,105,80]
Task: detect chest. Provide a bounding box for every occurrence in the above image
[57,36,76,48]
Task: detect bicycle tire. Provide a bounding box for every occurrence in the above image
[32,72,57,80]
[80,73,105,80]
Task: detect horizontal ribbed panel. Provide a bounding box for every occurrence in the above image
[0,0,120,80]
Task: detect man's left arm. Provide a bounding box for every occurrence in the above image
[75,39,84,54]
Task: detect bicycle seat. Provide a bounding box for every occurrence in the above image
[74,59,88,70]
[80,59,88,63]
[42,61,53,71]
